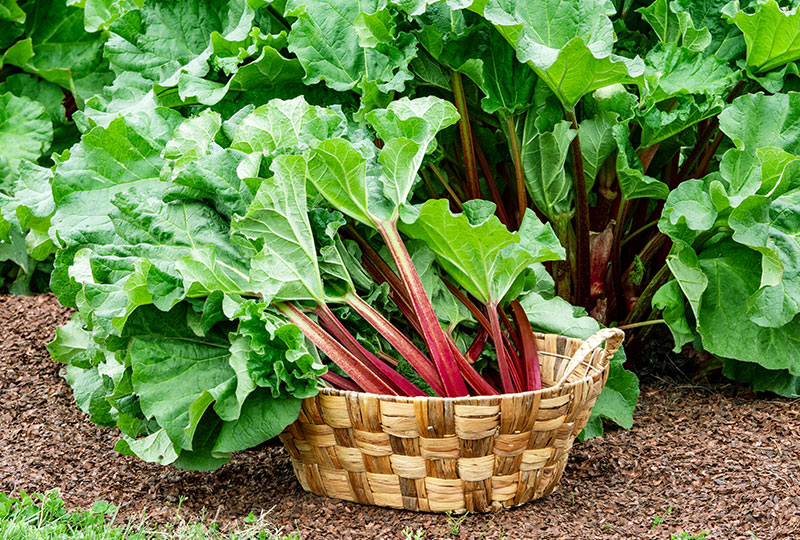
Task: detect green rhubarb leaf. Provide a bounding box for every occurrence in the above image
[637,0,711,52]
[638,95,725,149]
[722,358,800,397]
[52,109,182,247]
[730,191,800,328]
[232,154,324,304]
[659,178,718,245]
[401,199,563,304]
[652,279,694,351]
[644,44,737,103]
[106,0,254,86]
[672,0,746,60]
[285,0,416,99]
[473,0,645,108]
[3,0,111,102]
[235,301,326,399]
[230,96,345,156]
[520,117,576,222]
[418,17,536,115]
[723,0,800,72]
[719,93,800,155]
[161,110,223,180]
[0,92,52,173]
[70,0,143,32]
[666,242,707,320]
[613,124,669,199]
[695,241,800,377]
[579,111,618,189]
[168,147,255,220]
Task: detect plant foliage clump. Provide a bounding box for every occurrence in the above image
[2,0,800,467]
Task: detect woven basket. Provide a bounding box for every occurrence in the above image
[279,328,624,513]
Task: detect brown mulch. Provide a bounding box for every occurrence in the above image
[1,294,798,540]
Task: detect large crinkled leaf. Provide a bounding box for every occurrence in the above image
[672,0,746,60]
[232,155,324,303]
[52,109,182,247]
[2,0,110,101]
[722,358,800,397]
[658,178,718,245]
[168,146,255,220]
[652,279,694,351]
[0,92,52,173]
[644,44,736,103]
[68,0,143,33]
[285,0,416,99]
[308,96,457,225]
[730,191,800,328]
[666,242,707,319]
[638,0,711,53]
[521,117,576,222]
[469,0,645,108]
[401,199,563,304]
[613,124,669,199]
[161,110,223,180]
[230,96,345,156]
[234,301,326,399]
[75,71,157,131]
[0,161,56,261]
[105,0,254,86]
[723,0,800,72]
[638,95,725,149]
[719,93,800,154]
[695,241,800,376]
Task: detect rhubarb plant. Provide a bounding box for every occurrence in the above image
[4,0,800,468]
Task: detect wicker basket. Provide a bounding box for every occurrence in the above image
[279,328,624,513]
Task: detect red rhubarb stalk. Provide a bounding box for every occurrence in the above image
[466,328,489,363]
[345,291,445,396]
[276,302,398,396]
[315,304,426,397]
[322,371,362,392]
[378,221,469,397]
[486,302,523,393]
[510,300,542,391]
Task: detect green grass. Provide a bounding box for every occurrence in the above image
[0,489,299,540]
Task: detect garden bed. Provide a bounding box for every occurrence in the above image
[1,294,797,540]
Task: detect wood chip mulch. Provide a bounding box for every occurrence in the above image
[1,294,798,540]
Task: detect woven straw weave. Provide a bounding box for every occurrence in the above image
[280,329,624,513]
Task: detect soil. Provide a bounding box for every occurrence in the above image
[1,294,798,540]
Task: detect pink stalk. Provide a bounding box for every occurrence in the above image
[486,302,523,393]
[446,335,499,395]
[315,304,426,397]
[378,221,469,397]
[276,303,399,396]
[510,300,542,391]
[322,371,362,392]
[466,328,489,363]
[345,291,445,396]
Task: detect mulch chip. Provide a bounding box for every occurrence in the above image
[1,294,798,539]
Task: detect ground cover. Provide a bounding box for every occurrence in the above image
[1,294,797,540]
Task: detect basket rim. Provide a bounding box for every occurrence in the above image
[315,331,612,404]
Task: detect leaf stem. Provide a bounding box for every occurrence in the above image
[565,109,591,309]
[344,291,445,396]
[473,133,512,228]
[486,302,522,393]
[615,319,665,330]
[378,220,469,397]
[451,70,481,200]
[505,114,527,229]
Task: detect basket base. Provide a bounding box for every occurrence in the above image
[287,453,568,513]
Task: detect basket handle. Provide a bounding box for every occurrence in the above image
[554,328,625,387]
